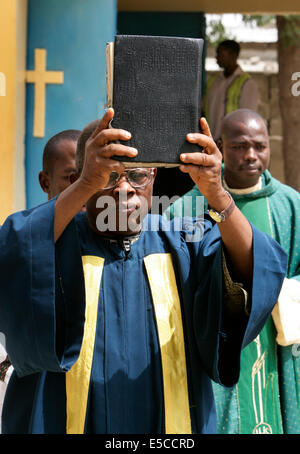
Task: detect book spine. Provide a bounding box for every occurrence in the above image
[104,42,114,110]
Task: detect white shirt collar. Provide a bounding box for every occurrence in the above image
[223,176,263,195]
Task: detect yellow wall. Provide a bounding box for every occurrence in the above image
[0,0,27,224]
[14,0,27,214]
[118,0,300,13]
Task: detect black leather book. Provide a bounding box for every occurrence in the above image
[107,34,204,167]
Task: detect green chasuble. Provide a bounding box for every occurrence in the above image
[164,170,300,434]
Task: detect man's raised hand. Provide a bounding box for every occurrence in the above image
[79,108,138,192]
[179,117,226,207]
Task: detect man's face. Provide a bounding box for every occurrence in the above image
[222,118,270,189]
[45,140,77,199]
[85,168,157,237]
[216,45,235,69]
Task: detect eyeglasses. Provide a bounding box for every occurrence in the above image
[103,168,155,190]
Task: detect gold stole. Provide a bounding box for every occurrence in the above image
[66,256,104,434]
[66,253,192,434]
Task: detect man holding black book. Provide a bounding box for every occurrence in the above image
[0,108,287,434]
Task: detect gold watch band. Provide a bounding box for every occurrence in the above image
[208,191,235,222]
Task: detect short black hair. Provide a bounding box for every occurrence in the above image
[76,120,100,174]
[218,40,240,58]
[43,129,81,173]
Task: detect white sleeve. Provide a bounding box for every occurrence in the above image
[239,78,259,111]
[0,344,7,363]
[271,277,300,346]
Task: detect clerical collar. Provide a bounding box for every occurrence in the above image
[102,231,141,257]
[222,176,263,195]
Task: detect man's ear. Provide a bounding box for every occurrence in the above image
[216,139,224,162]
[70,172,79,184]
[38,171,50,194]
[216,138,223,153]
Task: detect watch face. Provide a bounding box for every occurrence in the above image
[208,209,222,223]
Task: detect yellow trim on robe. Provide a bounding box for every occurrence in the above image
[144,253,192,434]
[66,255,104,434]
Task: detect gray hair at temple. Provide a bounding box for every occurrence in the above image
[76,119,101,174]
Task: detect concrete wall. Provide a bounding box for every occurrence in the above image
[256,72,284,183]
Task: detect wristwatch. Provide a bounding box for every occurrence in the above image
[208,191,235,223]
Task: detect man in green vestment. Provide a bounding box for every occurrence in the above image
[164,109,300,434]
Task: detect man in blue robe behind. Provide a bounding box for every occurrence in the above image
[0,109,287,434]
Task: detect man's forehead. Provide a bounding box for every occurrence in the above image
[217,45,228,53]
[56,138,77,154]
[227,134,268,143]
[50,149,76,174]
[224,118,268,141]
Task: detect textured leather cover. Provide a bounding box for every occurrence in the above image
[110,35,204,166]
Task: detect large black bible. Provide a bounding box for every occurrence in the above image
[106,34,204,167]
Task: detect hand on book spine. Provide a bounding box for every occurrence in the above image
[179,117,227,211]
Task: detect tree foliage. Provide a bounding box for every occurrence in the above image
[242,15,275,27]
[243,14,300,47]
[206,18,236,46]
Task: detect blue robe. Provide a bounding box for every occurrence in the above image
[0,199,287,434]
